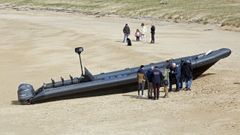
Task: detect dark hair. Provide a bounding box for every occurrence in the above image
[140,65,144,68]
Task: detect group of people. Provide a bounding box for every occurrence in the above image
[123,23,155,46]
[137,60,193,100]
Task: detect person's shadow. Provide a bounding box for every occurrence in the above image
[11,100,21,105]
[122,94,149,100]
[198,73,216,78]
[115,40,123,43]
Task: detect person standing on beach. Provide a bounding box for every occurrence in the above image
[169,63,177,92]
[163,67,170,98]
[137,65,146,97]
[150,25,155,44]
[140,23,147,42]
[152,66,164,100]
[123,24,130,43]
[146,66,154,99]
[181,60,193,90]
[175,63,182,91]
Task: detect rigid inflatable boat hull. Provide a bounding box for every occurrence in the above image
[18,48,231,104]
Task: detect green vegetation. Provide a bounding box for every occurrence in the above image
[1,0,240,28]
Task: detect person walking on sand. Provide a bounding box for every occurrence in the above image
[146,66,154,99]
[137,65,146,97]
[150,25,155,44]
[152,66,164,100]
[123,24,130,43]
[140,23,147,42]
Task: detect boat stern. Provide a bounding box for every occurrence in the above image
[17,83,35,104]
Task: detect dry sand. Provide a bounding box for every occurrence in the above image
[0,9,239,135]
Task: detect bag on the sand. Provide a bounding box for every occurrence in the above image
[127,38,132,46]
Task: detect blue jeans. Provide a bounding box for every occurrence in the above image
[176,76,181,90]
[186,79,192,89]
[123,34,129,43]
[138,82,145,96]
[178,79,183,89]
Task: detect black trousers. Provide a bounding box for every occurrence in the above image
[153,83,160,99]
[136,36,140,41]
[151,33,155,43]
[169,74,176,91]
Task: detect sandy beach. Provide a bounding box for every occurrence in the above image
[0,9,240,135]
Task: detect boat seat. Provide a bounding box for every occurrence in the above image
[61,77,64,86]
[69,75,79,84]
[62,80,72,86]
[41,83,47,90]
[196,54,205,59]
[205,50,212,55]
[50,78,63,88]
[43,82,52,89]
[69,75,74,84]
[42,77,72,89]
[51,78,55,87]
[73,77,79,84]
[54,81,63,87]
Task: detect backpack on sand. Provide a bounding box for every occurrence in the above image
[127,38,132,46]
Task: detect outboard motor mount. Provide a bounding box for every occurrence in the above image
[18,83,35,104]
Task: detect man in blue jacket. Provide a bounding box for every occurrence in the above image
[181,60,193,90]
[175,63,182,91]
[146,66,154,99]
[152,66,164,100]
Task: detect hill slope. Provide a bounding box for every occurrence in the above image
[0,0,240,29]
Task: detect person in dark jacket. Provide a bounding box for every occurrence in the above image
[127,38,132,46]
[175,63,182,91]
[179,60,185,90]
[169,63,176,92]
[137,65,146,96]
[123,24,130,43]
[146,66,154,99]
[150,25,155,44]
[181,60,193,90]
[152,66,164,100]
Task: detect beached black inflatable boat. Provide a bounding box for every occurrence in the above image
[17,48,231,104]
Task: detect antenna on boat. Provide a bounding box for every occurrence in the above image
[75,47,84,76]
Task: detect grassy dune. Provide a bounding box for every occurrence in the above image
[1,0,240,28]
